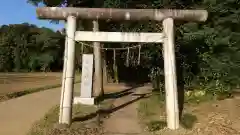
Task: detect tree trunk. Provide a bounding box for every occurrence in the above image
[113,50,119,83]
[102,48,108,84]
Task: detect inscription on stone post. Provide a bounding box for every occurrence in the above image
[80,54,93,98]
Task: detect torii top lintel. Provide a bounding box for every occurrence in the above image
[36,7,208,22]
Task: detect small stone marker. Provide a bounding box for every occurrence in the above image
[80,54,93,97]
[74,54,94,105]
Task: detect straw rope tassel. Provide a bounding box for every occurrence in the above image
[138,45,141,65]
[81,43,84,54]
[126,48,130,67]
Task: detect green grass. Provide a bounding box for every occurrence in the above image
[146,120,167,132]
[28,104,102,135]
[138,91,166,132]
[183,89,232,104]
[138,90,200,133]
[184,91,214,104]
[180,113,197,129]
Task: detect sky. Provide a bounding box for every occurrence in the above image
[0,0,64,31]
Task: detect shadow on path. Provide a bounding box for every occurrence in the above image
[95,84,144,104]
[73,86,149,122]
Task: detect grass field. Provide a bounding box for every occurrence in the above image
[0,72,64,94]
[0,72,81,101]
[0,72,129,102]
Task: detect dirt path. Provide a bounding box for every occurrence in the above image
[103,85,151,135]
[0,83,80,135]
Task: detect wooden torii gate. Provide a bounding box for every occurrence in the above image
[36,7,208,130]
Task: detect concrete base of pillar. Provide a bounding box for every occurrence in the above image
[73,97,95,105]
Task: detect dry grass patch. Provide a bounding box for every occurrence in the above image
[0,72,81,102]
[28,104,103,135]
[28,98,114,135]
[138,90,240,135]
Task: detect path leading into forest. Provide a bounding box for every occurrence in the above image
[0,83,80,135]
[103,84,152,135]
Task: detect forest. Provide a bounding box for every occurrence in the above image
[1,0,240,95]
[0,24,65,72]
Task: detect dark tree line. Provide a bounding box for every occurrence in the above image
[0,23,65,72]
[1,0,239,94]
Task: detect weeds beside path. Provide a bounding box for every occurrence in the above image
[138,89,240,135]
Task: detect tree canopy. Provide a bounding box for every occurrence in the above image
[0,0,239,94]
[0,23,65,72]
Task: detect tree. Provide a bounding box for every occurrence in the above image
[0,23,65,72]
[27,0,240,94]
